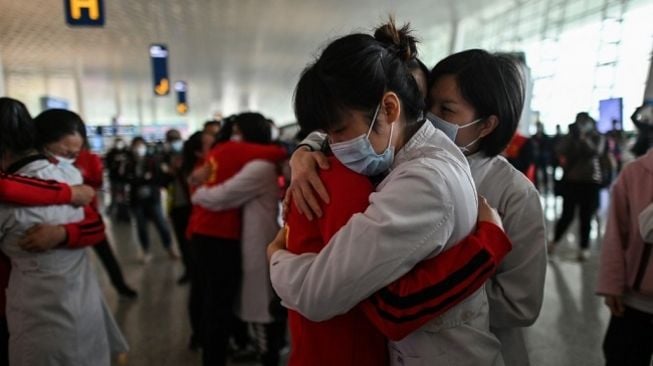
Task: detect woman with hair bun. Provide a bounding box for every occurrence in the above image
[269,19,510,365]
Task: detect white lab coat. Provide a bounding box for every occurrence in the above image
[192,160,280,323]
[468,153,547,366]
[0,158,128,366]
[271,122,502,365]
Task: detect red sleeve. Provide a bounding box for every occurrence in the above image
[75,150,104,189]
[239,142,287,163]
[64,205,106,248]
[359,222,512,340]
[0,172,72,205]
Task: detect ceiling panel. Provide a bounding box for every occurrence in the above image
[0,0,510,127]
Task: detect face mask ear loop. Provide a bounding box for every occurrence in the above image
[366,103,382,138]
[386,121,395,150]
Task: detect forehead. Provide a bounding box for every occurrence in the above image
[429,74,461,101]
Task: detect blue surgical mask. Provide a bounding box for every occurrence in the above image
[330,104,394,176]
[171,140,183,152]
[427,112,483,154]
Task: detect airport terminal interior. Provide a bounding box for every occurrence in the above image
[1,0,653,365]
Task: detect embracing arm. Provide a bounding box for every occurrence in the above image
[270,165,456,321]
[360,221,511,340]
[192,161,275,211]
[0,172,72,204]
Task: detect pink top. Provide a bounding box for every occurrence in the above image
[597,149,653,298]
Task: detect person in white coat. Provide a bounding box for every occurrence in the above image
[268,21,502,365]
[425,50,547,365]
[192,115,285,366]
[0,97,127,366]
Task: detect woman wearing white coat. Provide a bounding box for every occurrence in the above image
[192,114,285,366]
[289,49,546,365]
[0,97,127,366]
[268,21,503,365]
[423,50,547,365]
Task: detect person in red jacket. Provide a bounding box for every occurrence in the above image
[33,109,138,299]
[188,113,288,366]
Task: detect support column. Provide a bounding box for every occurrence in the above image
[74,61,86,118]
[0,51,6,97]
[644,51,653,103]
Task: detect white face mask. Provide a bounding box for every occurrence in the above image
[230,134,243,142]
[171,140,183,152]
[427,112,483,154]
[46,149,76,166]
[330,104,395,176]
[135,146,147,157]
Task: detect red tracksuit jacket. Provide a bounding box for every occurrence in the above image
[189,141,286,239]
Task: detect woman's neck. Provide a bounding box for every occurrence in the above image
[395,119,425,152]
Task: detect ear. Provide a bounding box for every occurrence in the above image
[479,115,500,138]
[381,92,401,125]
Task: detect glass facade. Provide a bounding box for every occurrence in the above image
[421,0,653,133]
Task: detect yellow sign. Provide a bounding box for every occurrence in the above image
[65,0,104,26]
[176,103,188,114]
[70,0,100,20]
[154,78,169,96]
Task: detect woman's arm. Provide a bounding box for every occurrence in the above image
[359,221,511,340]
[270,163,459,321]
[192,161,275,211]
[0,172,94,206]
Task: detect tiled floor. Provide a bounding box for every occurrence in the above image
[96,192,615,366]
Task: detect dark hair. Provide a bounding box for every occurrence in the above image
[214,113,271,144]
[214,114,237,144]
[165,128,181,142]
[131,136,146,147]
[0,97,35,156]
[235,112,272,144]
[204,120,220,129]
[429,49,525,156]
[33,109,87,149]
[181,131,204,177]
[294,18,424,135]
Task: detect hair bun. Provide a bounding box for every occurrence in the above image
[373,16,418,62]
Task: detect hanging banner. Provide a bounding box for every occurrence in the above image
[175,81,188,115]
[150,44,170,96]
[64,0,105,26]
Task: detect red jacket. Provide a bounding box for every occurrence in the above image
[286,158,388,366]
[190,141,286,239]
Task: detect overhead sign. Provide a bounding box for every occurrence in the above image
[150,44,170,96]
[64,0,105,27]
[175,81,188,114]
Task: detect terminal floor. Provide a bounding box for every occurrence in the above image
[97,194,613,366]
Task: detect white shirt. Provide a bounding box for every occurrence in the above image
[468,152,547,366]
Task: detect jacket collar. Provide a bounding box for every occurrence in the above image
[393,121,433,168]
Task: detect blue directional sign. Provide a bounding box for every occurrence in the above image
[150,44,170,96]
[175,81,188,115]
[64,0,105,27]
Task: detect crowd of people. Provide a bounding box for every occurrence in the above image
[0,16,652,366]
